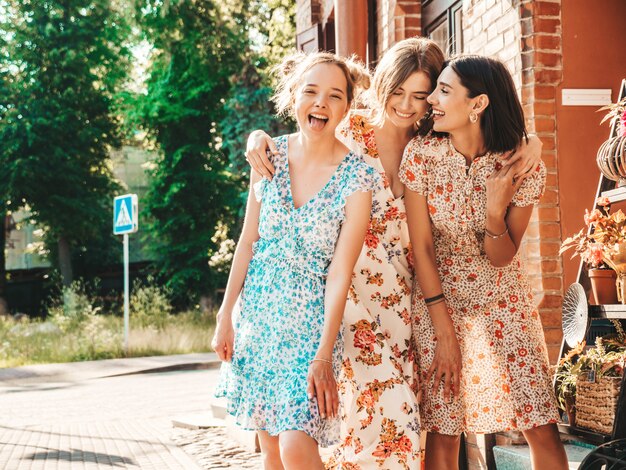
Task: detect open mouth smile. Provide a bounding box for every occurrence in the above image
[308,113,329,130]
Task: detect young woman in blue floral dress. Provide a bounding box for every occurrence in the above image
[212,52,380,470]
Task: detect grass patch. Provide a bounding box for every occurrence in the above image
[0,281,216,368]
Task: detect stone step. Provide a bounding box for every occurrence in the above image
[493,442,595,470]
[171,412,225,430]
[171,397,259,452]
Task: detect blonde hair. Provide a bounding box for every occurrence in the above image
[272,51,371,118]
[370,37,445,134]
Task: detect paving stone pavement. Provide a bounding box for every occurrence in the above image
[0,354,257,469]
[172,427,262,469]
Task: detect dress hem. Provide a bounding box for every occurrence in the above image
[423,417,561,436]
[225,410,339,447]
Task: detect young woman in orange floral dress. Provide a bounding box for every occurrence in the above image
[246,40,543,469]
[400,55,567,470]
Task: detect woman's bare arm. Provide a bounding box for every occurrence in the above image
[245,130,278,178]
[404,189,462,403]
[484,162,533,267]
[500,134,543,178]
[211,170,263,362]
[307,190,372,419]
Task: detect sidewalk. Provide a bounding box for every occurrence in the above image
[0,352,219,385]
[0,353,250,470]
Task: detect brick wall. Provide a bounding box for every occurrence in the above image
[296,0,321,31]
[376,0,396,54]
[374,0,422,58]
[393,1,422,42]
[519,0,564,363]
[463,0,523,87]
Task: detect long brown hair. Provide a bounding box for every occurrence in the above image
[370,37,445,135]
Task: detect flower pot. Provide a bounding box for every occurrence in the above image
[588,268,618,305]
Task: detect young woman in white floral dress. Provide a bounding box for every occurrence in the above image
[400,55,567,470]
[246,39,543,469]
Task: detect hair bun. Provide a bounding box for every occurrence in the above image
[276,52,306,78]
[347,58,371,91]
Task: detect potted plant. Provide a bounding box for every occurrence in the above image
[555,341,585,425]
[555,323,626,431]
[560,197,626,304]
[596,96,626,186]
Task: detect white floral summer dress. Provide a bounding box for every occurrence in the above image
[326,113,421,470]
[216,135,379,446]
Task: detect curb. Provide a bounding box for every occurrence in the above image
[0,353,220,386]
[105,360,221,377]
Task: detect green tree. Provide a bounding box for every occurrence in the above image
[0,0,131,286]
[220,0,296,181]
[131,0,249,305]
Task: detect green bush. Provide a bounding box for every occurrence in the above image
[49,281,101,333]
[130,278,173,330]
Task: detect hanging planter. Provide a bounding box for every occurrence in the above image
[596,135,626,187]
[596,99,626,185]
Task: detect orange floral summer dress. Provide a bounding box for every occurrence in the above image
[399,134,560,435]
[326,113,421,470]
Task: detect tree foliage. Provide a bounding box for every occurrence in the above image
[130,0,252,304]
[0,0,131,285]
[0,0,298,305]
[218,0,296,217]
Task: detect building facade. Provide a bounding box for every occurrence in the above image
[295,0,626,363]
[294,0,626,467]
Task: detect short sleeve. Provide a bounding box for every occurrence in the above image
[353,161,381,194]
[334,157,381,212]
[399,138,429,195]
[252,177,268,202]
[336,115,354,150]
[512,160,546,207]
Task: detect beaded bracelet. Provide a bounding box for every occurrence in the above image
[425,298,446,308]
[485,227,509,239]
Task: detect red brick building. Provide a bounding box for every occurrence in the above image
[294,1,626,466]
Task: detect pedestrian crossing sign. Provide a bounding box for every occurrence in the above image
[113,194,138,235]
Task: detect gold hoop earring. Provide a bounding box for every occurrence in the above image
[469,111,478,123]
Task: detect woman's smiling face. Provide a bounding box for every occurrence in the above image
[294,63,350,138]
[384,71,432,130]
[427,66,477,133]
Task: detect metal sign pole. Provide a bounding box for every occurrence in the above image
[114,194,138,357]
[124,232,129,355]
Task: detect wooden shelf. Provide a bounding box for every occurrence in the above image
[557,423,612,445]
[601,186,626,203]
[589,304,626,319]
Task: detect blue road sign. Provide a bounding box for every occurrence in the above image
[113,194,138,235]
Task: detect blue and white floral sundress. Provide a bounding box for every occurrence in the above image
[216,135,379,446]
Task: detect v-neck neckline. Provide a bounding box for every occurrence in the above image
[284,136,350,212]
